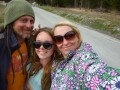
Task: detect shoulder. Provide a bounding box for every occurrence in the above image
[0,25,5,40]
[0,23,4,33]
[26,64,31,72]
[0,32,4,39]
[73,42,99,62]
[70,42,104,71]
[0,30,6,55]
[77,42,93,52]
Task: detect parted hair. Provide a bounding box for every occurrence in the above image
[27,27,60,90]
[52,21,82,42]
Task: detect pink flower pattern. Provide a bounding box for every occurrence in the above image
[51,42,120,90]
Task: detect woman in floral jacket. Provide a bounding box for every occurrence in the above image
[50,21,120,90]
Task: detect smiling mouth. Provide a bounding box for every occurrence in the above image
[63,45,72,48]
[25,30,30,32]
[63,47,70,51]
[24,31,30,34]
[39,52,47,55]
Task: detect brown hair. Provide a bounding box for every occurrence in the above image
[27,27,59,90]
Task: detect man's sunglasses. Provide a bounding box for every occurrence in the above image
[33,41,53,50]
[54,31,76,44]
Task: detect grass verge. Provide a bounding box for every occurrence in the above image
[39,5,120,40]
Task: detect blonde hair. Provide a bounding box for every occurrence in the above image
[51,21,83,62]
[52,21,82,43]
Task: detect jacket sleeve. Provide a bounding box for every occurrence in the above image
[74,46,120,90]
[0,32,11,90]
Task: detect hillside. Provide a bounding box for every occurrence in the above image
[39,6,120,40]
[0,4,120,40]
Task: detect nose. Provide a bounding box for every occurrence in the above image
[39,45,45,49]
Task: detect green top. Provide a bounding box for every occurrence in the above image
[27,65,43,90]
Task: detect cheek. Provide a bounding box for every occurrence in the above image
[49,48,54,55]
[35,49,37,54]
[31,24,34,29]
[13,23,17,31]
[56,44,62,50]
[57,45,64,54]
[35,49,39,55]
[13,23,22,32]
[13,21,21,27]
[74,38,80,47]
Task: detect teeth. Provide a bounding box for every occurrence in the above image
[63,46,70,49]
[64,48,68,50]
[40,52,46,53]
[38,51,47,54]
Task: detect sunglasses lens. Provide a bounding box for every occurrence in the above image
[54,36,63,44]
[65,31,76,40]
[54,31,76,44]
[33,41,53,50]
[43,42,52,50]
[33,42,41,49]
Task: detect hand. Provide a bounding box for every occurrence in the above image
[32,24,41,35]
[34,24,41,32]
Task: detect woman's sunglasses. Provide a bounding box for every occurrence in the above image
[33,41,53,50]
[54,31,76,44]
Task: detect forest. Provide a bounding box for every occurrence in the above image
[1,0,120,11]
[29,0,120,11]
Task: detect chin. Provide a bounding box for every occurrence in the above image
[62,52,68,57]
[22,35,30,39]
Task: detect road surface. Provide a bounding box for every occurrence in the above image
[33,7,120,68]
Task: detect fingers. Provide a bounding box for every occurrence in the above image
[34,24,41,31]
[32,24,41,35]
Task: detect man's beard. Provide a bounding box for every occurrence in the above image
[22,33,30,39]
[17,31,31,39]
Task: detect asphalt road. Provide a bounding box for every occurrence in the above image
[33,7,120,68]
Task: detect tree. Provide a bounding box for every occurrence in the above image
[4,0,11,3]
[74,0,77,8]
[34,0,120,11]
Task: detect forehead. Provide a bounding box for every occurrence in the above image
[36,31,53,42]
[17,15,34,21]
[54,25,73,35]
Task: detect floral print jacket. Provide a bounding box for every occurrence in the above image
[51,42,120,90]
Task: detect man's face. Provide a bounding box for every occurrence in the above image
[13,16,34,39]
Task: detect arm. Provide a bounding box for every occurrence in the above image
[75,43,120,89]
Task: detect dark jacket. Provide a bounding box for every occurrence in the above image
[0,26,20,90]
[0,24,34,90]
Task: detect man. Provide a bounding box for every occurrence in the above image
[0,0,35,90]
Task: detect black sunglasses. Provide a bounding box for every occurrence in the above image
[33,41,53,50]
[54,31,76,44]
